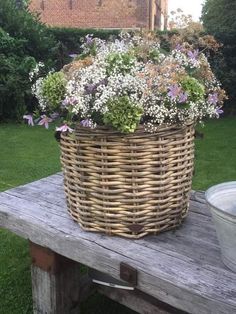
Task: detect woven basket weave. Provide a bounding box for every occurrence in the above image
[60,123,195,238]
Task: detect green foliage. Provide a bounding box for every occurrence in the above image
[49,27,120,65]
[49,27,120,52]
[0,0,58,65]
[0,0,59,120]
[201,0,236,34]
[0,27,25,53]
[0,5,120,121]
[103,96,143,133]
[106,52,135,75]
[148,48,161,63]
[201,0,236,113]
[181,77,205,102]
[0,27,36,120]
[42,72,66,111]
[210,32,236,113]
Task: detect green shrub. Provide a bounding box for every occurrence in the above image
[202,0,236,113]
[207,32,236,114]
[42,72,66,111]
[49,27,120,54]
[0,0,120,121]
[106,52,135,75]
[49,27,120,66]
[103,96,143,133]
[0,27,36,120]
[0,0,59,120]
[181,77,205,102]
[0,0,58,65]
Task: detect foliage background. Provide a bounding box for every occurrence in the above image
[0,0,59,120]
[201,0,236,113]
[0,0,119,121]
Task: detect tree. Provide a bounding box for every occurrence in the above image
[201,0,236,34]
[0,0,59,120]
[0,0,58,64]
[201,0,236,113]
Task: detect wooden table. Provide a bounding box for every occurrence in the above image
[0,173,236,314]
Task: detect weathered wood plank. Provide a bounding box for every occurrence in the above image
[1,175,236,314]
[30,242,82,314]
[1,200,236,314]
[0,191,219,264]
[4,184,218,245]
[144,233,223,269]
[7,181,65,207]
[97,285,186,314]
[1,189,220,268]
[0,190,224,277]
[190,191,206,204]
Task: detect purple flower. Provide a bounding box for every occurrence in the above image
[175,44,183,52]
[68,53,78,58]
[167,84,182,100]
[84,83,97,95]
[38,115,53,129]
[85,34,94,46]
[23,114,34,126]
[62,97,77,107]
[80,119,92,128]
[208,92,218,105]
[216,108,224,115]
[188,49,199,61]
[99,78,108,86]
[56,124,74,133]
[50,112,60,120]
[179,92,188,103]
[62,98,70,107]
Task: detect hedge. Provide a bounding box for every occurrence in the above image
[50,27,121,67]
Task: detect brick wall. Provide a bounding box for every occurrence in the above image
[29,0,151,29]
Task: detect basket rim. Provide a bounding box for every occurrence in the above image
[72,121,195,138]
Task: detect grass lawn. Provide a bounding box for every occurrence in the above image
[0,117,236,313]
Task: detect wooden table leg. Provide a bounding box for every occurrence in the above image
[29,241,88,314]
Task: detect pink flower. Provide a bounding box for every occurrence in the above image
[38,115,53,129]
[56,124,74,133]
[23,114,34,126]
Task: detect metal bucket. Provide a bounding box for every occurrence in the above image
[206,182,236,272]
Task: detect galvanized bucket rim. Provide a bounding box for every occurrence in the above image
[205,181,236,219]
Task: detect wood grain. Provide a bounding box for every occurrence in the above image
[0,174,236,314]
[97,285,186,314]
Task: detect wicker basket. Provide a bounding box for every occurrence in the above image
[60,123,195,238]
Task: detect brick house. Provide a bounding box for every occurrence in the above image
[29,0,168,30]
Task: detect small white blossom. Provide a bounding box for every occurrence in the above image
[30,34,225,133]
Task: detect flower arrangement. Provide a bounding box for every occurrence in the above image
[25,32,226,134]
